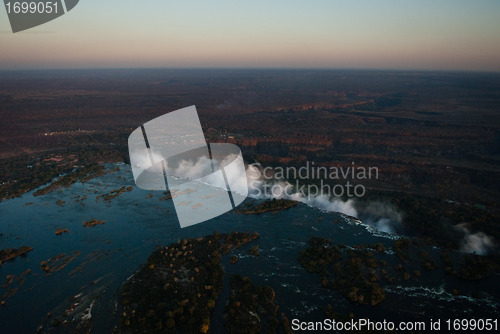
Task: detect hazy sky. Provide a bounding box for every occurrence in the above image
[1,0,499,71]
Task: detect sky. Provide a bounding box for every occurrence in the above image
[1,0,500,71]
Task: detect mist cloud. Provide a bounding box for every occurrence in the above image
[359,201,403,234]
[456,224,495,255]
[246,163,371,219]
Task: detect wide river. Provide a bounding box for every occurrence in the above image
[0,164,498,333]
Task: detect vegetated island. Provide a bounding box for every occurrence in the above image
[236,198,297,214]
[98,185,133,202]
[55,228,69,235]
[0,246,34,266]
[83,218,105,228]
[119,231,292,333]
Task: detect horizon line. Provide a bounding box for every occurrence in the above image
[0,66,499,75]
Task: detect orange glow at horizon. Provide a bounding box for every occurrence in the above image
[1,0,499,71]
